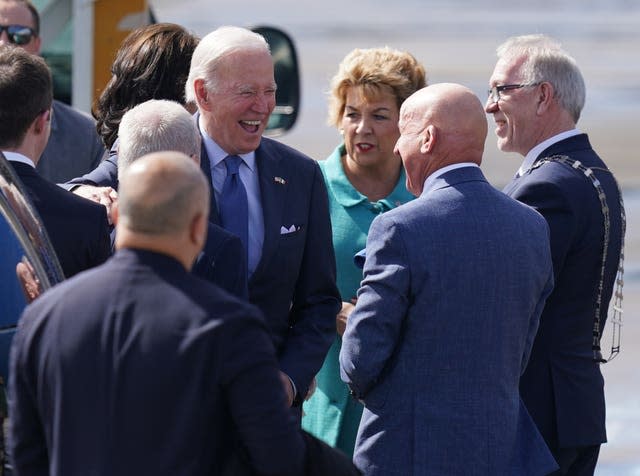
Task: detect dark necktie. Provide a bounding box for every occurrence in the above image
[219,155,248,260]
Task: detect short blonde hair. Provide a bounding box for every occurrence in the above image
[327,47,427,128]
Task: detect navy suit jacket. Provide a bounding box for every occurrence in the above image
[503,134,624,449]
[63,151,247,298]
[200,136,340,400]
[8,249,305,476]
[340,166,558,476]
[64,129,341,397]
[11,161,110,278]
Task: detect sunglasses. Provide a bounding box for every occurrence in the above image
[0,24,36,45]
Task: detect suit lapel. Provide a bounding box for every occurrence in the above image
[251,141,286,282]
[503,134,591,196]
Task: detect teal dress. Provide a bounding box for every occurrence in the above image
[301,144,414,456]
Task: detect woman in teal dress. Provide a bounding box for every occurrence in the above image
[302,47,426,456]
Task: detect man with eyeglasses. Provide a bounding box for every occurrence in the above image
[486,34,625,476]
[0,0,105,183]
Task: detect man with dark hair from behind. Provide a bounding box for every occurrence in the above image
[0,45,109,279]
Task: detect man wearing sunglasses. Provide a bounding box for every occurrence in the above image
[0,0,105,183]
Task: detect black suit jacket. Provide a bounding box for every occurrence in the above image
[200,136,340,400]
[503,134,624,448]
[9,249,306,475]
[11,161,110,278]
[63,150,248,298]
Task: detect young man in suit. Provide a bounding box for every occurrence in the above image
[0,46,110,278]
[8,151,307,475]
[340,84,558,475]
[116,98,248,299]
[486,34,625,476]
[186,26,340,408]
[0,0,106,183]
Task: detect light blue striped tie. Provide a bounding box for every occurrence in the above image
[219,155,248,261]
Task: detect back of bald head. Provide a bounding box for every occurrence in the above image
[118,151,209,237]
[403,83,487,164]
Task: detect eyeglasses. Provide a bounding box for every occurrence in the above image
[0,24,36,46]
[487,83,538,104]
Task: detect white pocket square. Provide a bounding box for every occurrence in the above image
[280,225,299,235]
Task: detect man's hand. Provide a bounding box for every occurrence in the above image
[72,185,118,224]
[16,258,40,303]
[305,376,317,401]
[278,371,295,407]
[336,299,356,336]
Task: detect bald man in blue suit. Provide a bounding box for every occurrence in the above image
[341,84,558,476]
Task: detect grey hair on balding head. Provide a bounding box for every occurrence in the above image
[118,151,209,236]
[496,34,586,123]
[185,25,270,103]
[117,99,200,181]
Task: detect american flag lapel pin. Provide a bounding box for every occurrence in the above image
[274,176,286,185]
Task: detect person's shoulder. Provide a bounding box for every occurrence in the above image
[52,100,96,127]
[47,179,106,215]
[20,261,107,319]
[183,273,263,324]
[259,136,317,165]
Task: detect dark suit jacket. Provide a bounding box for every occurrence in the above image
[11,160,110,278]
[63,150,247,298]
[8,249,306,476]
[63,145,118,191]
[200,136,340,400]
[503,134,624,449]
[64,130,341,398]
[340,166,557,475]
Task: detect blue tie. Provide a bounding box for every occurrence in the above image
[219,155,248,260]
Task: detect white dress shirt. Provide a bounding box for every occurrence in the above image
[199,121,264,276]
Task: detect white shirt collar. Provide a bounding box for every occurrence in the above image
[518,129,581,176]
[422,162,479,194]
[1,151,35,168]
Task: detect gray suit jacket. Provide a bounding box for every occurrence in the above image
[340,166,558,475]
[37,100,106,183]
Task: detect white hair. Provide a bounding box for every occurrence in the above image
[118,99,200,180]
[185,25,270,103]
[496,34,586,123]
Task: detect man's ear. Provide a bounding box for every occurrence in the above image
[32,109,49,135]
[190,211,208,250]
[420,125,436,154]
[194,79,212,112]
[536,82,554,115]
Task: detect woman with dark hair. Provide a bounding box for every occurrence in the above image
[94,22,199,151]
[65,22,199,193]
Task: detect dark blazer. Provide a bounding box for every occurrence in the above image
[63,147,118,190]
[503,134,624,449]
[36,100,106,183]
[64,130,341,398]
[340,166,557,475]
[63,150,248,298]
[200,136,340,400]
[11,160,110,278]
[8,249,306,476]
